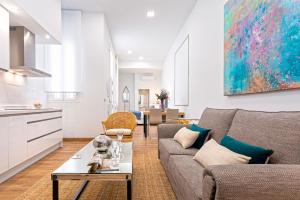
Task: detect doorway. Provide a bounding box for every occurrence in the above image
[138,89,150,111]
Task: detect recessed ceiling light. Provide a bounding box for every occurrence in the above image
[146,10,155,18]
[45,34,50,39]
[128,50,133,54]
[139,56,144,60]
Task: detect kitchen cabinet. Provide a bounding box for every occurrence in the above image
[0,118,9,174]
[27,112,62,158]
[0,6,9,71]
[8,116,27,168]
[13,0,61,42]
[0,110,63,183]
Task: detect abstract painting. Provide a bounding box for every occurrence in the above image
[224,0,300,95]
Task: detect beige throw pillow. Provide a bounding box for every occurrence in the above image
[193,139,251,168]
[173,127,199,149]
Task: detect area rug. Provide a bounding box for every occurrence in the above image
[16,149,176,200]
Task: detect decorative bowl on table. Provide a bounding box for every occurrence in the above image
[93,134,112,153]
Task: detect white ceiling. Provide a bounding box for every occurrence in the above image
[62,0,197,63]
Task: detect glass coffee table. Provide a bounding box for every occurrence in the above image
[51,141,133,200]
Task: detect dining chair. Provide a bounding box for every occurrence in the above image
[166,109,179,124]
[149,109,162,125]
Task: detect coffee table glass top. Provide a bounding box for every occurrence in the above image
[53,141,133,175]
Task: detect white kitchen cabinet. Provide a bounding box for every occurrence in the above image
[27,112,63,158]
[14,0,62,42]
[8,116,28,168]
[0,6,9,71]
[0,118,9,174]
[0,110,63,183]
[27,112,62,141]
[27,130,62,158]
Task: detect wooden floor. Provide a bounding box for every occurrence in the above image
[0,125,160,200]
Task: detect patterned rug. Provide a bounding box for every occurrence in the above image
[16,148,176,200]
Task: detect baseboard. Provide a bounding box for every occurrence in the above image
[0,142,62,184]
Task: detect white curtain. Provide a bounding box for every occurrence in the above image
[44,10,83,93]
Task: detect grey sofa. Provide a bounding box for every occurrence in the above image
[158,108,300,200]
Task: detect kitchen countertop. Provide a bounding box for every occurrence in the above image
[0,108,63,117]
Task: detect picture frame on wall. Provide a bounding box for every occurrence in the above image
[224,0,300,96]
[174,35,189,106]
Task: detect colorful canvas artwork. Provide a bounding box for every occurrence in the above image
[224,0,300,95]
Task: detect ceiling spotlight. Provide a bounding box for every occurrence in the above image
[128,50,133,54]
[146,10,155,18]
[45,34,50,39]
[139,56,144,60]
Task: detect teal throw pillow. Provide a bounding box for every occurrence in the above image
[188,124,210,149]
[220,135,274,164]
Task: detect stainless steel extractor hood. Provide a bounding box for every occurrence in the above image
[9,26,51,77]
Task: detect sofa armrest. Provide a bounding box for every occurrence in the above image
[157,124,188,139]
[202,164,300,200]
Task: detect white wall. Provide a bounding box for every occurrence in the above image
[134,73,161,111]
[0,72,46,106]
[118,72,162,112]
[162,0,300,119]
[49,12,116,138]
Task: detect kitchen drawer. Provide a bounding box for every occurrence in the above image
[27,116,62,141]
[25,112,62,123]
[27,130,63,158]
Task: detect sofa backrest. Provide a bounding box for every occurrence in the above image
[198,108,238,143]
[228,110,300,164]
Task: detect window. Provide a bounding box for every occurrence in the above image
[47,92,80,102]
[38,10,83,102]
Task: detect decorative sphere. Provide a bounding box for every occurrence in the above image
[93,134,112,153]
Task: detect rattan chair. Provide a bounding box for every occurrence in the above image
[149,109,162,125]
[102,112,137,136]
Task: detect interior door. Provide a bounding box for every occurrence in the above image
[138,89,150,110]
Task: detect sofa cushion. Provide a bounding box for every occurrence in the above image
[198,108,237,143]
[159,138,198,168]
[228,110,300,164]
[174,127,200,149]
[160,138,198,156]
[194,139,251,168]
[106,128,131,136]
[189,124,211,149]
[221,135,273,164]
[168,155,204,199]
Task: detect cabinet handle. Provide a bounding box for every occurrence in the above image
[27,116,62,124]
[27,129,62,143]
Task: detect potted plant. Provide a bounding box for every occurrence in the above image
[155,89,169,111]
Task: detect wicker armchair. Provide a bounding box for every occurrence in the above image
[102,112,137,136]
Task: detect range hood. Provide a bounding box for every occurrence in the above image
[9,26,51,77]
